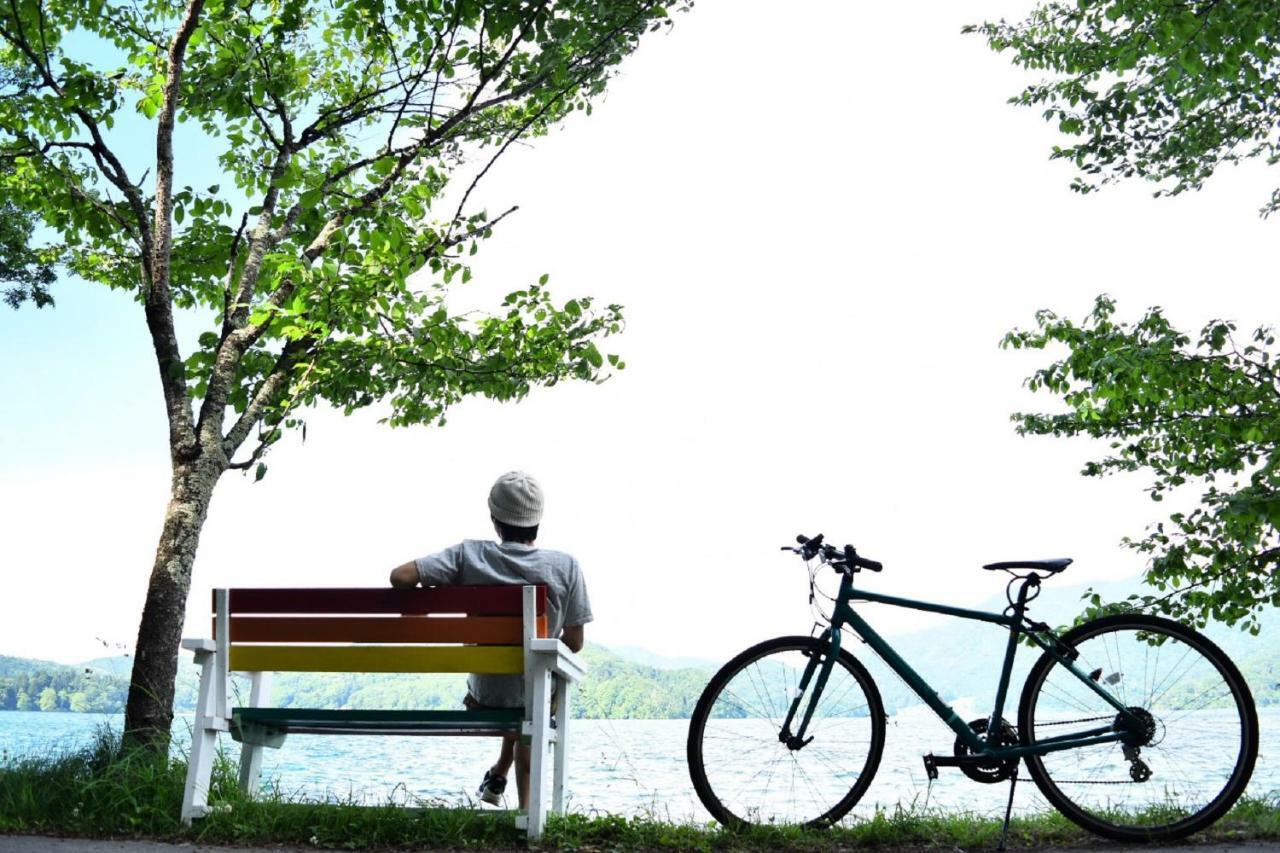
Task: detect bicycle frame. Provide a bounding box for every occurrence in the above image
[779,570,1146,759]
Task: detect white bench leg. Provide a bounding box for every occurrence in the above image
[237,671,272,797]
[526,666,552,840]
[182,649,219,824]
[552,676,570,814]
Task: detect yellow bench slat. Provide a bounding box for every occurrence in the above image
[228,644,523,674]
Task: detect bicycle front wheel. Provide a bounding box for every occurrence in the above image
[1018,614,1258,842]
[686,636,885,828]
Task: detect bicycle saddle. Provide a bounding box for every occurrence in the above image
[982,558,1072,574]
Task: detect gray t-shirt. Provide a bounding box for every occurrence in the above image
[415,539,593,708]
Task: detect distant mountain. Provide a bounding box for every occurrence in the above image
[605,645,718,671]
[0,655,66,677]
[82,656,132,679]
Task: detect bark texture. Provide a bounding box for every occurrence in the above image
[123,458,222,748]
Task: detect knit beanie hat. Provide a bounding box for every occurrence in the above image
[488,471,544,527]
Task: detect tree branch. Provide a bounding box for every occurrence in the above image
[222,337,313,457]
[2,133,142,241]
[147,0,206,457]
[221,211,249,337]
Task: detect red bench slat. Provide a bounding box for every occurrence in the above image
[220,586,546,616]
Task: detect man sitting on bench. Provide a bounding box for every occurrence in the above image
[389,470,592,808]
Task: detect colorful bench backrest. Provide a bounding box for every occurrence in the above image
[212,586,549,675]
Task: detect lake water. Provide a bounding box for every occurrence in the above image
[2,708,1278,823]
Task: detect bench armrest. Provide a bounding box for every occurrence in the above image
[182,638,215,654]
[528,638,587,683]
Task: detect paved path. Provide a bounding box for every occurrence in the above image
[2,836,1278,852]
[0,840,323,853]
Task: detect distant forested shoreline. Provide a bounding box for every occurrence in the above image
[0,646,717,719]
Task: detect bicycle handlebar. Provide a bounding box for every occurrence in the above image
[782,533,882,572]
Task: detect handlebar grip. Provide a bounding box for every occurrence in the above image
[844,544,883,572]
[796,533,824,560]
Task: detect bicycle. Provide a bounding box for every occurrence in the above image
[686,534,1258,843]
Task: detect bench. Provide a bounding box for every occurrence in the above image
[180,585,585,840]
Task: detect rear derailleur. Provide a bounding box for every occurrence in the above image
[1117,706,1157,783]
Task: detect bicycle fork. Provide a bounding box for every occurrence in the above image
[778,628,842,750]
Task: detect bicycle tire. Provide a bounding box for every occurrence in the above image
[1018,613,1258,842]
[686,635,886,828]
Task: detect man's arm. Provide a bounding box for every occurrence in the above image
[560,624,584,653]
[389,561,419,588]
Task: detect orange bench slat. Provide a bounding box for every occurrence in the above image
[217,615,548,643]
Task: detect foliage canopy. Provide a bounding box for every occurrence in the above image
[1,0,679,462]
[1004,297,1280,632]
[967,0,1280,215]
[0,197,54,308]
[0,65,54,307]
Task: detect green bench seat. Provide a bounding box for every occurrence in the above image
[232,706,524,740]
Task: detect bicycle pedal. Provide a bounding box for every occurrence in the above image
[923,753,939,781]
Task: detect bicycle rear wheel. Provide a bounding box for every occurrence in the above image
[1018,614,1257,842]
[686,636,885,827]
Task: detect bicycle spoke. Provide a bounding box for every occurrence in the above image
[817,675,870,716]
[792,754,829,818]
[1164,684,1231,724]
[744,664,782,729]
[717,684,776,721]
[1144,644,1195,708]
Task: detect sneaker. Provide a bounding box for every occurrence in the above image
[477,769,507,806]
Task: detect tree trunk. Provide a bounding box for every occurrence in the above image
[122,457,223,749]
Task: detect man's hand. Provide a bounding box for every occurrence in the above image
[561,624,585,653]
[389,561,419,588]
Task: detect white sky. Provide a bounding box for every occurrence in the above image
[1,0,1277,665]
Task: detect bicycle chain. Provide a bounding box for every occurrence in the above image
[1034,715,1112,727]
[1032,715,1145,785]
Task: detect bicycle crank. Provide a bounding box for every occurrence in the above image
[953,718,1020,784]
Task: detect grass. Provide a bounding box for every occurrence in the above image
[1,731,1277,850]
